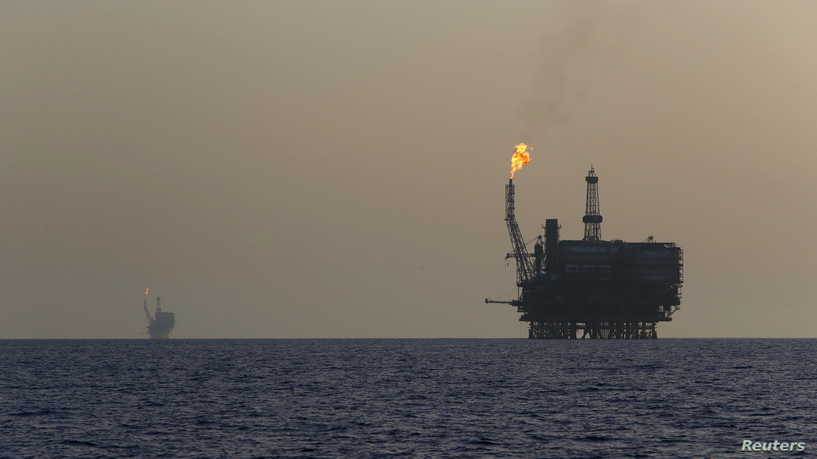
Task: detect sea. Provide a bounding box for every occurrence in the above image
[1,339,815,458]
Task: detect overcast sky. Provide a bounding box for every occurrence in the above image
[1,1,815,338]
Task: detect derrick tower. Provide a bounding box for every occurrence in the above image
[582,166,602,241]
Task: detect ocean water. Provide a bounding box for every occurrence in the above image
[1,339,815,458]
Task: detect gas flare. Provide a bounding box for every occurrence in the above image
[510,143,531,179]
[144,287,151,297]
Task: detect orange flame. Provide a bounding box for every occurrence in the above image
[144,287,151,297]
[510,143,531,178]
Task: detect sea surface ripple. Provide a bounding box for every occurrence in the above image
[1,339,816,458]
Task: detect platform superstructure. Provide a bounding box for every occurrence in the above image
[143,289,175,339]
[487,161,683,339]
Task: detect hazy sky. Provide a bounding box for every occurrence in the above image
[1,1,816,338]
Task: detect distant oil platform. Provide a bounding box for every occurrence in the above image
[143,288,175,339]
[486,144,684,339]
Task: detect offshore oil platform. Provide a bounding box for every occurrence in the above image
[143,288,175,339]
[486,144,683,339]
